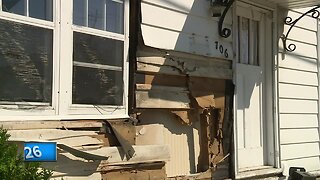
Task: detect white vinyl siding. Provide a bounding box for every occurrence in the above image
[278,8,320,174]
[140,0,233,60]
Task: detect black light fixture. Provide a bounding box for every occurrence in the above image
[211,0,225,17]
[210,0,235,38]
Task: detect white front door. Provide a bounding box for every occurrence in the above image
[236,63,263,169]
[235,2,268,170]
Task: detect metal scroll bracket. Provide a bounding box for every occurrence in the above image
[281,5,320,52]
[211,0,235,38]
[218,0,235,38]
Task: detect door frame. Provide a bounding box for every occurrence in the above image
[231,0,280,176]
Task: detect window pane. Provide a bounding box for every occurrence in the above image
[73,32,123,67]
[29,0,53,21]
[252,20,259,66]
[2,0,53,21]
[239,17,249,64]
[88,0,105,30]
[0,19,53,103]
[72,67,123,105]
[2,0,26,16]
[73,0,124,33]
[73,0,87,26]
[106,0,124,34]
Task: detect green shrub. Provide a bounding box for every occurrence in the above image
[0,127,52,180]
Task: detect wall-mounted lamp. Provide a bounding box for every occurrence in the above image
[210,0,225,17]
[210,0,235,38]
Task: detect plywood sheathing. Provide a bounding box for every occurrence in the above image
[135,124,165,145]
[137,110,200,177]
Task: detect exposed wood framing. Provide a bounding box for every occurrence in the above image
[134,46,231,111]
[133,43,234,178]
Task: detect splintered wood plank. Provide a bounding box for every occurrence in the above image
[57,136,104,148]
[137,46,231,63]
[137,56,231,69]
[188,66,232,79]
[136,90,190,109]
[136,84,188,92]
[96,145,170,166]
[135,73,187,87]
[8,129,98,141]
[101,162,166,180]
[137,62,183,76]
[137,61,232,79]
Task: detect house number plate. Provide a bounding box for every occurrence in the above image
[24,142,57,162]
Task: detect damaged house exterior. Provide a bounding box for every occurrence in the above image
[1,0,320,179]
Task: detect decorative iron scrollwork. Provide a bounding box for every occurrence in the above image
[281,5,320,52]
[217,0,235,38]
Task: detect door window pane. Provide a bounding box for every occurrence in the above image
[0,19,53,103]
[238,17,260,66]
[239,17,249,64]
[2,0,53,21]
[73,32,123,67]
[252,20,259,66]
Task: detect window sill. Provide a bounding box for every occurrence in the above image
[0,114,130,122]
[236,166,283,179]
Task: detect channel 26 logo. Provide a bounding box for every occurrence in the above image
[24,142,57,162]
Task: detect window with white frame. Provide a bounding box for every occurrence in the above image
[0,0,129,118]
[237,16,259,66]
[0,0,53,109]
[72,0,125,106]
